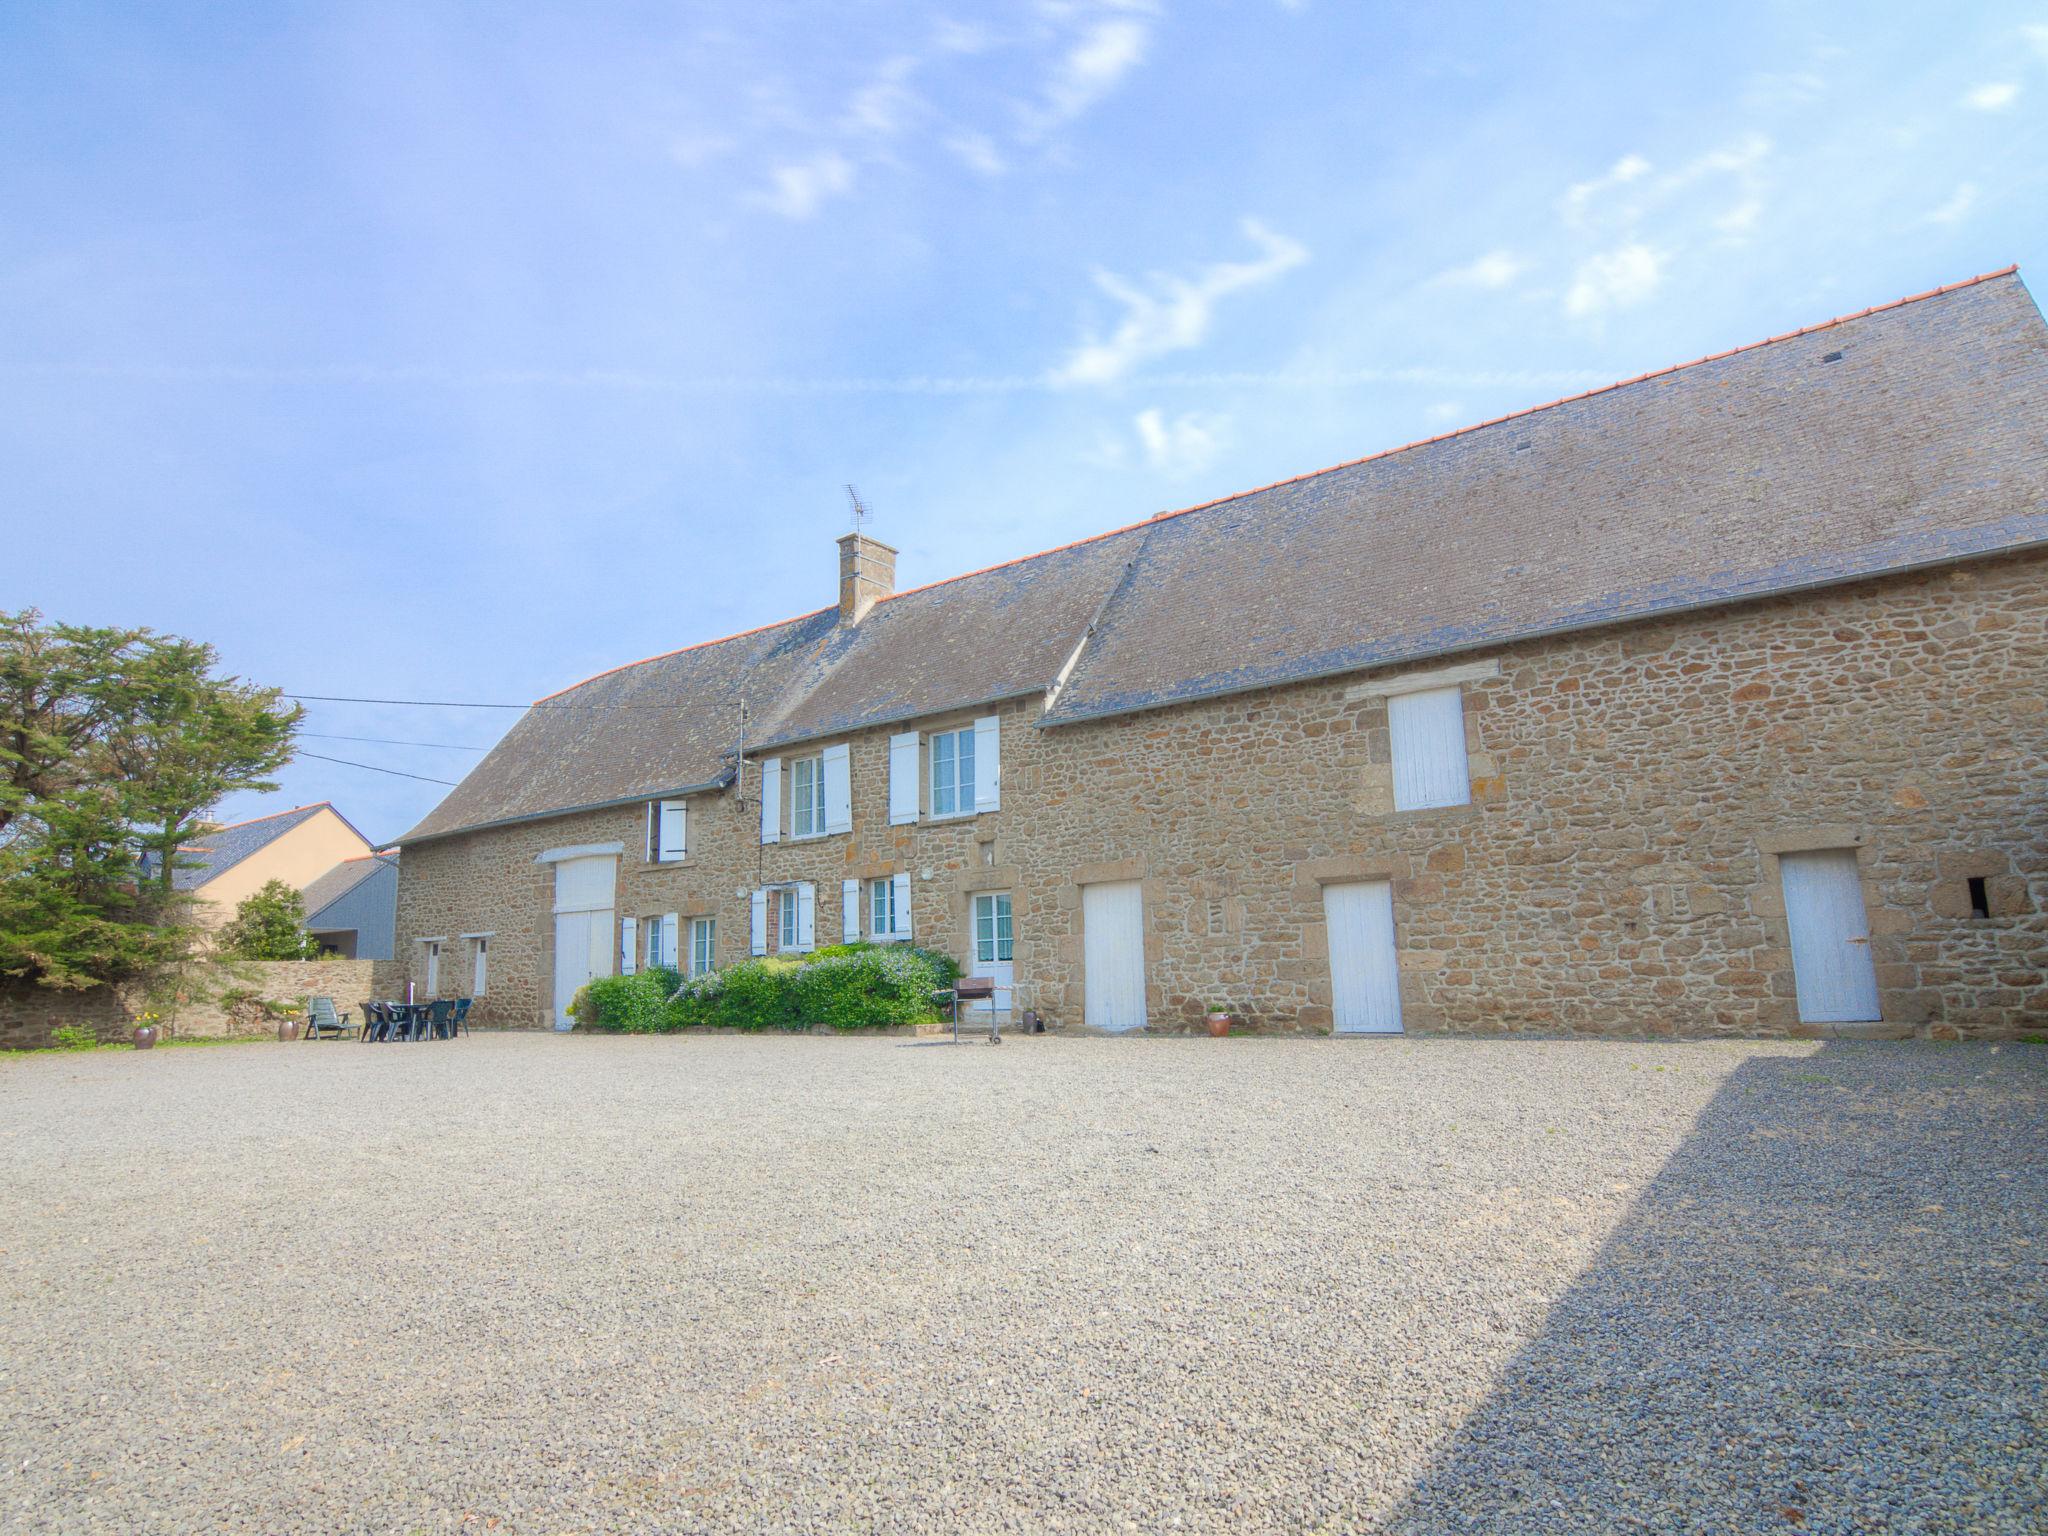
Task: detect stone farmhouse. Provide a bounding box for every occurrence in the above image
[395,268,2048,1039]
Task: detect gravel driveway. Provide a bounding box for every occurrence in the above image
[3,1034,2043,1534]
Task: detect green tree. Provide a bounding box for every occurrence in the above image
[0,610,300,990]
[217,879,321,961]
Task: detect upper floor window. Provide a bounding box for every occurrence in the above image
[647,799,687,863]
[930,727,976,817]
[1388,685,1472,812]
[790,756,824,838]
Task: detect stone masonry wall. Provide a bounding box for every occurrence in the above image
[396,554,2048,1040]
[0,958,407,1048]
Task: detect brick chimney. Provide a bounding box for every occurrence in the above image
[836,531,897,625]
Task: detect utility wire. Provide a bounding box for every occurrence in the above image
[297,750,459,786]
[301,731,487,751]
[290,692,536,709]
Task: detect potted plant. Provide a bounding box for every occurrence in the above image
[1204,1003,1232,1037]
[133,1010,161,1050]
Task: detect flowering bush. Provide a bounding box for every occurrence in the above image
[580,943,956,1033]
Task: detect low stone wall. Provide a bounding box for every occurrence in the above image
[0,959,409,1048]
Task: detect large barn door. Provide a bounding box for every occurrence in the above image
[552,855,616,1029]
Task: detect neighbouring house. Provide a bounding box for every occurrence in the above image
[393,267,2048,1040]
[152,801,398,957]
[300,851,401,959]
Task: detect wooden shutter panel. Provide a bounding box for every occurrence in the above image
[749,890,768,955]
[888,732,919,825]
[645,801,658,862]
[759,757,782,844]
[891,871,912,940]
[795,883,816,951]
[972,715,1000,811]
[662,913,680,969]
[658,801,687,862]
[842,878,861,943]
[620,916,637,975]
[1388,686,1471,812]
[823,743,852,834]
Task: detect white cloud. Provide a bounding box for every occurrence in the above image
[1664,133,1770,189]
[1564,244,1665,318]
[747,152,855,220]
[2026,24,2048,61]
[668,131,737,170]
[843,56,923,137]
[1133,408,1228,475]
[1714,199,1763,236]
[946,131,1007,176]
[1024,10,1155,139]
[1051,218,1311,387]
[1424,401,1464,424]
[1432,249,1525,289]
[1561,153,1652,227]
[1743,70,1826,108]
[1922,182,1978,225]
[1963,81,2019,111]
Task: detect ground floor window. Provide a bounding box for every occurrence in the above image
[471,937,488,996]
[690,917,715,977]
[974,893,1012,963]
[644,915,669,969]
[779,890,797,950]
[870,877,897,938]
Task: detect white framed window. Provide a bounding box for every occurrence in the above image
[644,915,667,969]
[471,937,488,996]
[790,755,825,838]
[974,893,1013,963]
[779,889,798,949]
[870,877,896,938]
[1388,685,1472,812]
[931,727,976,817]
[647,799,687,863]
[690,918,715,977]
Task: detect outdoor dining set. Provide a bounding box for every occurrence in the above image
[301,996,472,1042]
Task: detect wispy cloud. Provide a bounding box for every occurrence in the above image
[1922,182,1978,225]
[1051,218,1311,387]
[843,55,924,137]
[1962,81,2019,111]
[1565,244,1664,318]
[1714,199,1763,236]
[2027,23,2048,61]
[946,130,1007,177]
[1133,407,1228,474]
[1431,249,1525,289]
[746,151,855,219]
[1023,7,1157,140]
[1560,153,1651,228]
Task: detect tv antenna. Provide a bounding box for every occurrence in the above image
[845,484,868,536]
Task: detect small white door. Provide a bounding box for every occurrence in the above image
[1780,849,1881,1023]
[1082,881,1146,1032]
[971,893,1014,1014]
[1324,881,1403,1035]
[552,855,616,1028]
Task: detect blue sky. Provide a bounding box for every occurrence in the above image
[5,1,2045,844]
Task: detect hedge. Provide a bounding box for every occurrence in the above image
[575,942,963,1034]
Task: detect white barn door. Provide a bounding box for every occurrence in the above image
[552,855,617,1028]
[1082,881,1147,1032]
[1780,850,1881,1024]
[1324,881,1403,1035]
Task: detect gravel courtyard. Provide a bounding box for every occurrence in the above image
[3,1034,2043,1534]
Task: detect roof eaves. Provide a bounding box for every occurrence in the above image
[396,772,736,847]
[1039,515,2048,730]
[746,686,1051,757]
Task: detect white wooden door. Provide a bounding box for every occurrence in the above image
[1082,881,1146,1032]
[552,855,616,1028]
[1780,850,1881,1023]
[1324,881,1403,1034]
[971,893,1014,1013]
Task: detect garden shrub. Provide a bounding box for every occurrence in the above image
[580,944,958,1034]
[49,1024,99,1051]
[581,969,682,1033]
[790,945,950,1030]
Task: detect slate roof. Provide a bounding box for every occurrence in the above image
[400,267,2048,845]
[163,804,336,890]
[301,851,399,920]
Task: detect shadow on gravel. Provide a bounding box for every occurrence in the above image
[1382,1043,2048,1534]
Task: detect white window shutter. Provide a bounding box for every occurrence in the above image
[973,715,1000,811]
[659,801,687,861]
[891,871,913,940]
[888,732,919,825]
[759,757,782,844]
[620,916,637,975]
[662,913,679,969]
[1388,686,1472,812]
[842,878,861,943]
[822,743,852,834]
[795,882,816,951]
[645,801,658,862]
[749,890,768,955]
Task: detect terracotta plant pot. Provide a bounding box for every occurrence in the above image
[132,1025,158,1050]
[276,1018,300,1042]
[1205,1012,1232,1037]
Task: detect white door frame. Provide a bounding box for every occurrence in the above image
[551,855,617,1028]
[1081,880,1147,1033]
[1324,880,1404,1035]
[970,892,1014,1014]
[1779,849,1882,1024]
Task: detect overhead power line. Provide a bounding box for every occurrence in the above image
[297,751,459,786]
[287,691,689,711]
[300,731,487,751]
